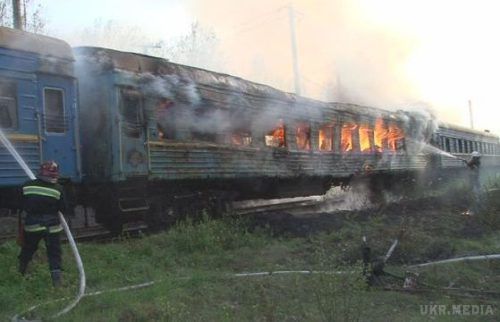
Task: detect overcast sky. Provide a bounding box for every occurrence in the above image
[39,0,500,135]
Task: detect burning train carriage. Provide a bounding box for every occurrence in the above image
[1,28,498,233]
[0,27,80,210]
[73,47,433,230]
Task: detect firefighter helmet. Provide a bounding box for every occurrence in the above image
[39,160,59,182]
[471,151,481,158]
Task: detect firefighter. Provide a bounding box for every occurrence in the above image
[463,151,481,215]
[18,160,65,287]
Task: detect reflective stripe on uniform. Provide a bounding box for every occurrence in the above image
[24,224,62,233]
[48,225,63,233]
[23,185,61,200]
[24,224,47,232]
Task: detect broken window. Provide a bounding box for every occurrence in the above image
[318,123,334,151]
[0,80,17,129]
[374,118,388,152]
[341,122,357,152]
[387,123,405,151]
[190,107,219,143]
[359,123,373,152]
[120,89,144,138]
[265,119,286,148]
[155,97,176,140]
[229,130,252,146]
[295,121,311,151]
[44,88,66,133]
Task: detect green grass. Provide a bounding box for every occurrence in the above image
[1,190,499,321]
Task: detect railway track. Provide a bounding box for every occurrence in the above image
[0,196,330,243]
[232,196,326,215]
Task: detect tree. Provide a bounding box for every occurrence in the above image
[0,0,45,33]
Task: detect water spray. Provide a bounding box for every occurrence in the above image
[0,128,86,320]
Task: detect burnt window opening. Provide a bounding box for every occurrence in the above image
[155,98,176,140]
[374,118,388,152]
[265,119,286,148]
[341,122,357,152]
[228,129,252,146]
[0,81,17,129]
[387,123,405,152]
[191,131,217,142]
[295,121,311,151]
[359,123,373,152]
[120,89,144,138]
[190,107,219,143]
[318,123,334,151]
[458,140,463,153]
[44,88,66,133]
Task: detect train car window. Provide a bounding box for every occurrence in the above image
[44,88,66,133]
[318,123,334,151]
[387,123,405,152]
[190,107,219,143]
[341,123,357,152]
[464,140,469,154]
[295,121,311,151]
[0,81,17,129]
[120,89,144,138]
[228,130,252,146]
[265,119,286,148]
[458,139,463,153]
[359,123,373,152]
[374,118,387,152]
[444,137,450,152]
[155,97,176,140]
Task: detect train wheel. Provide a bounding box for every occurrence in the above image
[146,199,177,232]
[95,202,123,236]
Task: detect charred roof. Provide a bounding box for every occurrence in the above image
[73,46,331,108]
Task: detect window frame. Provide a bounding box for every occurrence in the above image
[0,79,18,130]
[43,87,66,134]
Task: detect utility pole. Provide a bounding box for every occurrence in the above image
[12,0,24,30]
[288,4,301,96]
[468,99,474,129]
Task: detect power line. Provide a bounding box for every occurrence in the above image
[226,6,288,38]
[231,5,286,31]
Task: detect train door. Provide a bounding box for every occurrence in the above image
[118,88,148,176]
[38,75,79,180]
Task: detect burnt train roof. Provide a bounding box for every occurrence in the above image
[0,26,73,60]
[73,47,399,120]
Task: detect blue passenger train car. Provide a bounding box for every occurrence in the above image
[0,27,80,208]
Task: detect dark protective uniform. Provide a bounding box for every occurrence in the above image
[18,178,65,284]
[466,156,481,214]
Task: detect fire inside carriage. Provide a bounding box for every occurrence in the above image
[0,27,499,234]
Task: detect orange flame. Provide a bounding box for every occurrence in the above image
[359,124,373,152]
[388,123,405,151]
[296,121,311,150]
[319,124,334,151]
[374,118,388,152]
[341,123,357,152]
[265,119,286,147]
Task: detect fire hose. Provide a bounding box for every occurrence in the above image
[0,129,86,320]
